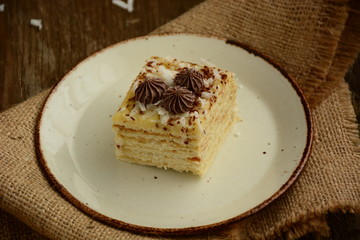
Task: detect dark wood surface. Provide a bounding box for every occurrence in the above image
[0,0,205,110]
[0,0,359,239]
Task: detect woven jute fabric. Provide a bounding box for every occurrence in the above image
[1,0,360,239]
[0,209,48,240]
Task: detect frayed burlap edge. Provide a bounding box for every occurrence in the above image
[341,83,360,151]
[308,0,360,107]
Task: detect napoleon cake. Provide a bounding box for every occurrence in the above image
[112,56,238,176]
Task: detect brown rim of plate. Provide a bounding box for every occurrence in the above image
[35,33,313,236]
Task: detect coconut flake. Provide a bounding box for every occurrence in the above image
[156,106,166,115]
[153,100,162,106]
[204,77,213,88]
[212,68,221,80]
[0,4,5,12]
[190,111,200,120]
[30,19,42,30]
[160,114,170,125]
[192,111,203,133]
[112,0,127,9]
[155,106,171,124]
[201,92,212,99]
[197,97,206,107]
[127,0,134,12]
[138,102,146,112]
[157,65,176,86]
[112,0,134,13]
[203,80,209,88]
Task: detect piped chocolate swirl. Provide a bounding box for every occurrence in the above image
[174,68,204,93]
[161,86,195,114]
[135,77,167,104]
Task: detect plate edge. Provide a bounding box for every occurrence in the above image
[35,33,314,236]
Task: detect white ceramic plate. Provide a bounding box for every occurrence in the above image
[37,34,312,235]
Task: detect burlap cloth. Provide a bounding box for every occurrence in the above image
[1,0,360,239]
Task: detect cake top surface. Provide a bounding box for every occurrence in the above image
[113,56,236,135]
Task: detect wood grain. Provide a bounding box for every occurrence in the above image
[0,1,359,239]
[0,0,204,111]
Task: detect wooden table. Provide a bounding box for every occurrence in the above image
[0,1,359,239]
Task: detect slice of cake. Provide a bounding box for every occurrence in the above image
[112,56,238,176]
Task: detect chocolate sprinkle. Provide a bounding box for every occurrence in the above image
[161,86,195,114]
[135,77,167,104]
[174,68,204,93]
